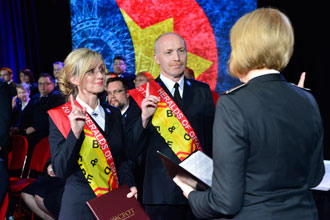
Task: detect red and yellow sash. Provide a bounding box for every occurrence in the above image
[129,80,202,161]
[48,101,119,196]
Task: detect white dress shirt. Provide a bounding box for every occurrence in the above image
[159,74,184,98]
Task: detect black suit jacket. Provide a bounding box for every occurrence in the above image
[122,97,141,131]
[8,81,17,98]
[49,102,135,219]
[0,81,12,159]
[12,99,35,134]
[31,90,65,137]
[188,74,324,220]
[128,76,215,205]
[120,72,136,89]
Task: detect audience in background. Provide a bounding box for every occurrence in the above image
[135,71,154,88]
[11,83,35,137]
[25,73,65,165]
[0,67,17,97]
[113,56,135,89]
[52,62,64,91]
[19,69,38,98]
[183,67,195,79]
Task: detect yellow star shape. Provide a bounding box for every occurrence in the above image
[120,9,213,78]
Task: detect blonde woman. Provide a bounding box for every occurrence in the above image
[48,48,137,219]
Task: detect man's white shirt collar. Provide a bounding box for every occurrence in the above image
[121,104,129,115]
[159,74,184,98]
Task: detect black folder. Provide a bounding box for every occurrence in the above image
[157,150,212,190]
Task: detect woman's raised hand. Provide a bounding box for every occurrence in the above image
[69,95,87,139]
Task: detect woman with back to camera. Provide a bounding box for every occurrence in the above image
[48,48,137,219]
[174,8,324,220]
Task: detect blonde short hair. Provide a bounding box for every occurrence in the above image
[229,8,294,77]
[16,83,30,93]
[59,48,104,97]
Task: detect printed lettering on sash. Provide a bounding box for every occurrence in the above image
[48,101,119,197]
[128,80,203,161]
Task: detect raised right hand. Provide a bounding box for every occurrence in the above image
[69,95,86,139]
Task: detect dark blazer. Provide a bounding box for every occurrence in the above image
[188,74,324,220]
[49,102,135,220]
[120,72,136,89]
[12,99,35,134]
[0,81,11,203]
[28,83,39,98]
[127,77,215,205]
[122,97,141,131]
[31,90,66,137]
[0,81,12,158]
[8,81,17,97]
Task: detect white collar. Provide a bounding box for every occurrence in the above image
[76,96,105,130]
[121,104,129,115]
[76,96,100,114]
[244,69,280,82]
[159,74,184,97]
[21,100,30,110]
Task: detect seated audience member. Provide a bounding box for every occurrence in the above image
[0,80,12,206]
[25,73,65,160]
[11,83,35,136]
[134,71,154,88]
[113,56,135,89]
[21,162,65,220]
[48,48,136,219]
[174,8,324,220]
[52,61,64,91]
[183,67,195,79]
[19,69,38,97]
[0,67,17,97]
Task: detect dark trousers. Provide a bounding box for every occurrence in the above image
[144,204,197,220]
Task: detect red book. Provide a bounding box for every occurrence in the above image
[86,185,150,220]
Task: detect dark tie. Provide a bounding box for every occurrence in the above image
[173,83,182,107]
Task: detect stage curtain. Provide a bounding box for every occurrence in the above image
[0,0,40,82]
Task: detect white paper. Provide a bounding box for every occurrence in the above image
[312,160,330,191]
[179,151,213,187]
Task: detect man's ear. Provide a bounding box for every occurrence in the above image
[154,54,160,65]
